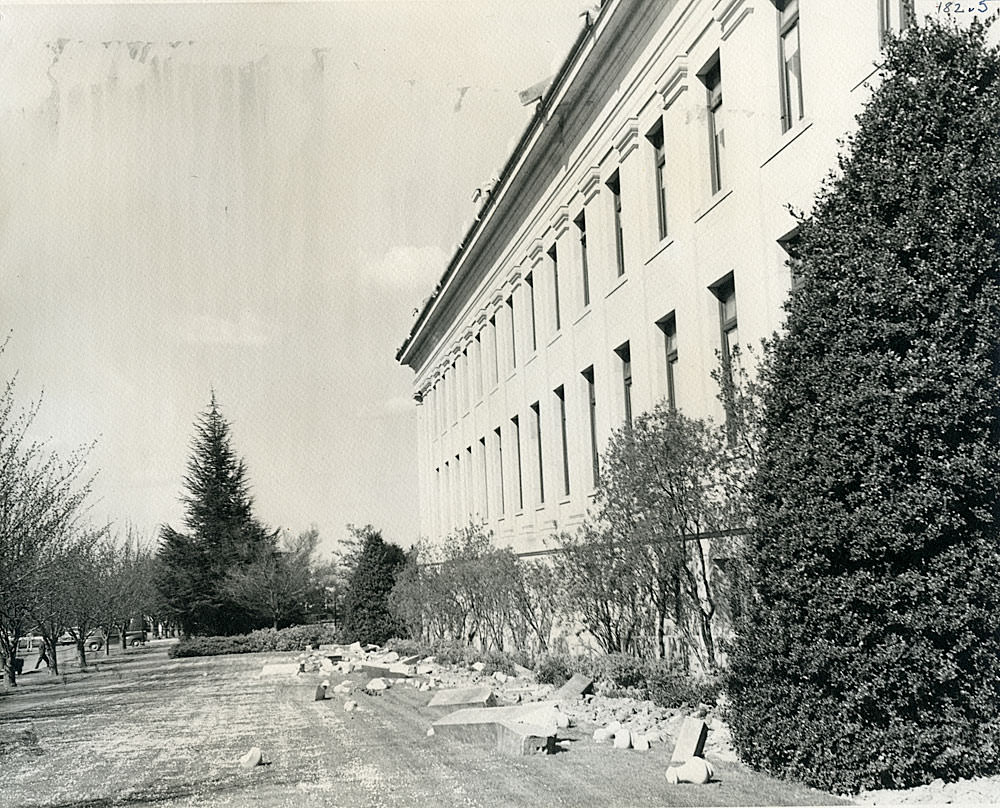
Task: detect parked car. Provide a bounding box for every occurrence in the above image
[57,629,105,652]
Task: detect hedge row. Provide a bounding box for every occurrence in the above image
[168,623,340,658]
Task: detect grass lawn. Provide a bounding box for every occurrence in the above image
[0,643,848,808]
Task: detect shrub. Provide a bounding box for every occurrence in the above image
[727,20,1000,794]
[534,653,574,686]
[167,622,339,658]
[341,527,406,645]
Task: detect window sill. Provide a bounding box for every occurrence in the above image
[760,118,814,169]
[605,273,628,299]
[525,351,539,367]
[644,237,675,266]
[693,187,733,224]
[573,307,592,326]
[505,370,517,383]
[547,330,563,349]
[535,503,547,513]
[851,63,880,94]
[558,495,572,506]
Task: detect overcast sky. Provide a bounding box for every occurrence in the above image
[0,1,586,555]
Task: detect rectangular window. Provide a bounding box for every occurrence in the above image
[879,0,912,40]
[657,313,678,410]
[582,365,599,488]
[548,245,562,332]
[713,275,739,439]
[465,446,473,521]
[778,227,803,291]
[703,58,725,194]
[607,172,625,276]
[555,386,570,497]
[495,426,505,516]
[526,273,537,352]
[489,315,499,387]
[511,415,524,512]
[531,401,544,505]
[479,436,488,518]
[575,211,590,307]
[506,295,517,370]
[778,0,803,132]
[460,348,469,413]
[443,459,451,530]
[648,120,668,240]
[473,332,483,400]
[616,342,633,429]
[455,453,461,525]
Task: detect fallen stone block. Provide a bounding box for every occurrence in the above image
[554,673,594,702]
[470,661,487,672]
[365,678,389,693]
[425,686,497,715]
[670,717,708,765]
[401,655,423,665]
[344,700,358,712]
[593,727,614,743]
[666,756,713,785]
[239,746,263,769]
[381,651,400,663]
[633,735,651,752]
[361,662,413,679]
[432,704,559,756]
[416,663,436,675]
[260,662,301,677]
[388,663,417,677]
[613,729,632,750]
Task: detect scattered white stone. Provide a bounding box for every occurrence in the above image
[471,662,487,673]
[613,729,633,750]
[593,727,615,743]
[426,727,435,737]
[344,700,358,712]
[365,678,389,693]
[493,671,508,684]
[633,735,651,752]
[239,746,263,769]
[666,756,714,785]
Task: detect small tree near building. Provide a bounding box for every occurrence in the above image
[728,19,1000,793]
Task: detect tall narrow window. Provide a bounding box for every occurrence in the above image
[575,211,590,307]
[531,402,544,505]
[878,0,911,41]
[443,460,451,530]
[460,348,469,413]
[582,366,599,487]
[506,295,516,370]
[526,273,537,352]
[479,436,488,518]
[489,315,499,387]
[455,453,462,524]
[495,426,505,516]
[703,59,725,194]
[616,342,633,428]
[547,245,561,332]
[648,120,668,240]
[607,172,625,276]
[465,446,473,521]
[657,313,678,410]
[511,415,524,512]
[713,275,739,440]
[555,386,570,497]
[777,0,803,132]
[473,332,483,400]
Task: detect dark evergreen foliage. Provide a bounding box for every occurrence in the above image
[727,20,1000,793]
[341,526,406,645]
[155,393,277,636]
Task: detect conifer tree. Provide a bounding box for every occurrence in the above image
[728,20,1000,793]
[341,526,406,645]
[155,393,277,635]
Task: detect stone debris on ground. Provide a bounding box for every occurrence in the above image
[666,756,713,785]
[364,677,390,693]
[344,700,358,712]
[238,746,263,769]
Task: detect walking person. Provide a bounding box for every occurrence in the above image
[34,639,50,670]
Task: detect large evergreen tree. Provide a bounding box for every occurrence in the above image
[727,20,1000,793]
[155,393,277,635]
[341,525,406,645]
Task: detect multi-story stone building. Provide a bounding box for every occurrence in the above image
[396,0,915,554]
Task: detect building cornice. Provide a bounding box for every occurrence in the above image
[657,53,690,109]
[613,117,640,162]
[712,0,754,41]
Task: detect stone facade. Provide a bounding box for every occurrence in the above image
[396,0,914,554]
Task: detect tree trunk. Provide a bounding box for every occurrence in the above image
[76,639,88,668]
[3,656,16,686]
[48,640,60,676]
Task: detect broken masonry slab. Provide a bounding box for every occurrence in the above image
[669,717,708,764]
[553,673,594,702]
[431,704,559,757]
[425,686,497,715]
[360,662,413,679]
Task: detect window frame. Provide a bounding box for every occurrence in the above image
[607,171,626,277]
[777,0,804,133]
[647,119,668,241]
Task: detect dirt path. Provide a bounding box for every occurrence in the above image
[0,645,842,807]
